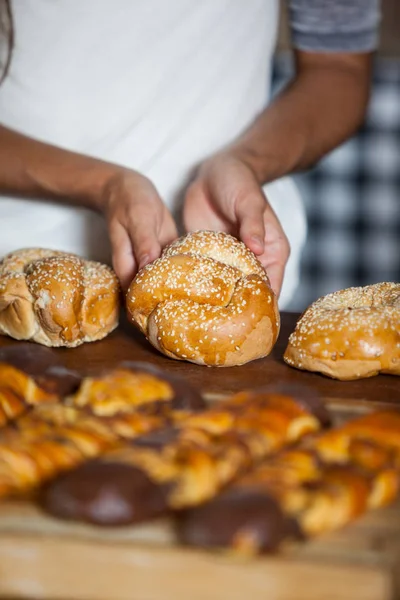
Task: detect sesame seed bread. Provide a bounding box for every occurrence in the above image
[284,282,400,380]
[127,231,280,367]
[0,248,119,348]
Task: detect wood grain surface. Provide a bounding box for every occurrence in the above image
[1,312,399,403]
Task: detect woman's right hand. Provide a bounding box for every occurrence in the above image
[100,169,177,290]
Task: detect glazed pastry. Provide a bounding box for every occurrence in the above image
[0,342,82,426]
[0,248,119,347]
[178,411,400,554]
[0,362,205,497]
[41,389,329,525]
[284,283,400,380]
[127,231,280,367]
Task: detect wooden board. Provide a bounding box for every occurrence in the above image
[1,312,400,403]
[0,396,400,600]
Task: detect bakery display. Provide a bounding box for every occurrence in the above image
[284,282,400,380]
[0,362,204,497]
[0,294,399,579]
[41,389,327,525]
[127,230,280,367]
[178,410,400,554]
[0,248,119,347]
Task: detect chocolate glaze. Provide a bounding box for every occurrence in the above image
[41,461,169,526]
[0,343,82,396]
[251,383,330,428]
[132,426,180,449]
[35,366,83,396]
[177,487,302,553]
[0,343,58,375]
[117,360,206,411]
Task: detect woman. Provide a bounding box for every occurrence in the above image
[0,0,380,306]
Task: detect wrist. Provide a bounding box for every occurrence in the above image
[221,144,284,186]
[80,162,126,212]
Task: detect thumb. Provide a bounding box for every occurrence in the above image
[235,189,266,255]
[128,210,162,271]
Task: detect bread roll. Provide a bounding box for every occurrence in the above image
[0,248,119,347]
[127,231,280,367]
[284,282,400,380]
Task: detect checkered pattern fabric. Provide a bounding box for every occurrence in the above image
[272,55,400,312]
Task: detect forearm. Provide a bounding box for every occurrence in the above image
[0,125,121,210]
[228,51,372,184]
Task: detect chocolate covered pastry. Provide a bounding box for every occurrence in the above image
[0,362,205,497]
[0,344,82,427]
[178,411,400,554]
[41,389,329,525]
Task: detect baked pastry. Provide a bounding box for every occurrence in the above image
[41,389,328,525]
[0,363,58,427]
[284,282,400,380]
[0,343,82,396]
[69,361,205,418]
[0,248,120,347]
[0,343,83,427]
[0,362,204,497]
[178,411,400,554]
[127,231,280,367]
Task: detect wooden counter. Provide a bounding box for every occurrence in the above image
[0,311,397,404]
[0,312,399,600]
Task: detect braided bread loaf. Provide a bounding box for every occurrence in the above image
[127,231,280,367]
[0,248,119,347]
[0,343,82,427]
[179,411,400,554]
[284,282,400,380]
[41,389,328,525]
[0,362,204,497]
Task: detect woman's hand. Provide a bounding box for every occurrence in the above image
[183,153,290,297]
[100,169,177,290]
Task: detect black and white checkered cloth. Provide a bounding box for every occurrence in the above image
[272,55,400,312]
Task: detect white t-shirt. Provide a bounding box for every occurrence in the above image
[0,0,306,308]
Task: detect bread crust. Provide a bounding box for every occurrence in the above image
[284,282,400,380]
[127,231,280,366]
[0,248,119,347]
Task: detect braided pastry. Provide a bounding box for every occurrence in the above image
[0,248,119,347]
[178,411,400,554]
[0,343,82,426]
[41,389,328,525]
[284,282,400,380]
[127,231,280,367]
[0,362,204,497]
[0,363,57,427]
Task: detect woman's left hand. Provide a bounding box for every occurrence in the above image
[183,153,290,297]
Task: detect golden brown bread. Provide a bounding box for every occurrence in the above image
[284,282,400,380]
[0,362,60,427]
[178,411,400,554]
[0,248,120,347]
[41,389,328,525]
[127,231,280,367]
[0,363,204,497]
